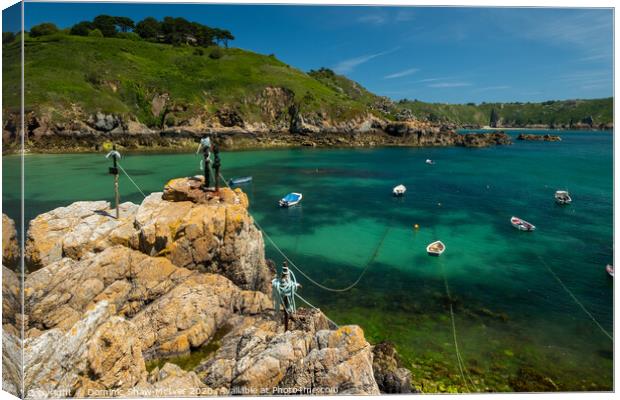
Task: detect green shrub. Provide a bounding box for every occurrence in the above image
[2,32,16,44]
[29,23,59,37]
[116,32,141,41]
[88,29,104,38]
[70,21,94,36]
[209,47,223,60]
[193,48,204,56]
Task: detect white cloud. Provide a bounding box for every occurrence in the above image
[428,82,472,88]
[384,67,419,80]
[395,10,415,22]
[333,48,399,74]
[473,85,510,92]
[357,14,387,26]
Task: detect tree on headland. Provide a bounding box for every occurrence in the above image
[29,22,59,37]
[93,15,118,37]
[66,14,234,48]
[114,17,135,33]
[135,17,161,40]
[70,21,94,36]
[213,28,234,48]
[2,32,16,44]
[490,108,499,127]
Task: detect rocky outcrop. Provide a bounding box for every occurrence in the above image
[21,180,383,396]
[457,132,512,147]
[198,310,379,395]
[23,181,272,293]
[135,182,271,293]
[2,213,19,269]
[517,133,562,142]
[2,265,22,398]
[25,301,153,399]
[372,341,413,393]
[24,201,138,271]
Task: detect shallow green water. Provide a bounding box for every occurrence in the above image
[2,130,613,391]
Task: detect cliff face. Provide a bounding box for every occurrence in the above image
[12,178,388,397]
[2,84,515,154]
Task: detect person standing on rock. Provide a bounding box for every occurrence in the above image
[213,142,221,192]
[196,135,212,190]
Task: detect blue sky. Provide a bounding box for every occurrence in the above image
[4,2,614,103]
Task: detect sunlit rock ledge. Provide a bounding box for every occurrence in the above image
[1,178,413,397]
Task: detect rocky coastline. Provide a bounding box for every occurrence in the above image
[1,108,520,154]
[2,178,413,398]
[517,133,562,142]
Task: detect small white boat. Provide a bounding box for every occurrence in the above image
[393,184,406,196]
[425,159,435,165]
[426,240,445,256]
[229,176,253,186]
[279,192,302,207]
[554,190,572,205]
[511,216,536,231]
[606,264,614,277]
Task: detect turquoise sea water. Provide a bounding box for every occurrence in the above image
[2,130,613,391]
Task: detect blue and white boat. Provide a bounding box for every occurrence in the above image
[279,192,303,207]
[228,176,253,186]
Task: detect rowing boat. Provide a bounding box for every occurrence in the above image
[279,192,303,207]
[426,240,445,256]
[511,216,536,231]
[229,176,253,185]
[393,184,406,196]
[555,190,572,205]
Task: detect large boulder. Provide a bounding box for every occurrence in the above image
[372,341,413,393]
[24,301,146,399]
[24,201,138,271]
[135,182,271,293]
[2,265,22,398]
[25,246,193,331]
[2,213,19,269]
[198,310,379,395]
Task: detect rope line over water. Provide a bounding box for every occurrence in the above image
[537,255,613,341]
[117,162,147,198]
[439,259,478,392]
[220,172,387,293]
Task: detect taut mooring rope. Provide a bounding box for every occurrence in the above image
[439,259,477,392]
[117,162,147,198]
[538,255,613,341]
[220,171,388,293]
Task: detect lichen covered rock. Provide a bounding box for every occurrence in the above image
[2,213,19,269]
[24,201,138,271]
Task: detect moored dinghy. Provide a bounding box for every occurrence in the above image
[393,184,406,196]
[555,190,572,205]
[511,216,536,231]
[229,176,253,186]
[427,240,445,256]
[279,192,303,207]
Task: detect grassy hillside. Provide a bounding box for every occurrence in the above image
[2,33,613,130]
[398,98,613,127]
[3,33,370,126]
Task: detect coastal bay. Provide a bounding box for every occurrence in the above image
[3,129,613,392]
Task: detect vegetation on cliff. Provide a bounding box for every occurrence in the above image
[397,98,613,128]
[3,33,370,130]
[2,25,612,138]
